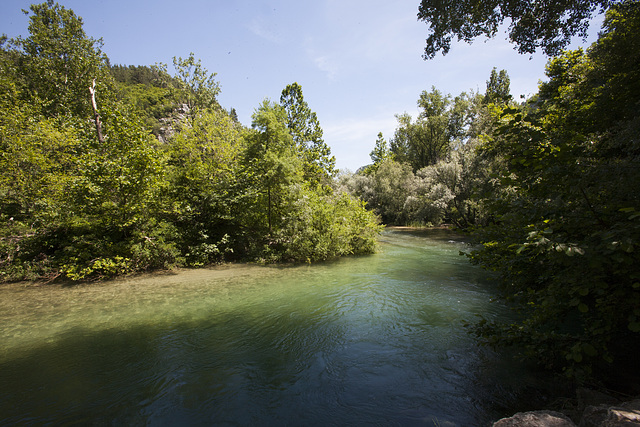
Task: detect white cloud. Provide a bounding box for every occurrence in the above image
[309,51,340,80]
[247,17,282,43]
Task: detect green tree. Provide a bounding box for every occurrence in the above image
[245,99,302,235]
[483,68,512,105]
[417,0,616,58]
[229,107,239,123]
[275,187,382,262]
[370,132,391,164]
[0,109,81,224]
[391,87,471,171]
[242,98,382,262]
[111,81,177,135]
[358,159,416,225]
[57,103,175,277]
[362,132,393,175]
[410,140,489,227]
[17,1,111,118]
[166,108,246,265]
[171,52,221,118]
[279,82,335,186]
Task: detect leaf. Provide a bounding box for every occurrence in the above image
[582,343,597,357]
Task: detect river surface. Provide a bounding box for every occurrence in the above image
[0,228,550,426]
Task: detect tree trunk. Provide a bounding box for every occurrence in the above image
[267,186,272,234]
[89,78,105,144]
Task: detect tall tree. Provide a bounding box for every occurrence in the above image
[417,0,617,58]
[246,99,302,234]
[279,82,335,185]
[17,1,110,118]
[391,87,471,170]
[370,133,393,168]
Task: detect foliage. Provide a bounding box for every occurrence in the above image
[269,185,382,263]
[241,98,379,262]
[343,75,503,228]
[343,141,490,228]
[357,159,416,225]
[280,82,336,186]
[390,87,479,171]
[417,0,617,58]
[467,2,640,382]
[0,1,380,283]
[244,99,303,235]
[110,64,172,87]
[483,68,512,105]
[165,108,247,266]
[170,52,221,118]
[17,0,112,118]
[361,132,393,175]
[113,83,176,135]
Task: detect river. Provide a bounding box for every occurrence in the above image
[0,228,551,426]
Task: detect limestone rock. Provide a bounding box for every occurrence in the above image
[493,410,576,426]
[157,103,191,143]
[580,399,640,427]
[494,396,640,426]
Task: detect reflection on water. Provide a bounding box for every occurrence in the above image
[0,228,549,426]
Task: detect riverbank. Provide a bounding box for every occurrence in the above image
[2,225,456,288]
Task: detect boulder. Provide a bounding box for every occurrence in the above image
[579,399,640,426]
[493,410,576,426]
[493,399,640,426]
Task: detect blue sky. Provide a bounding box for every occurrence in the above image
[1,0,604,171]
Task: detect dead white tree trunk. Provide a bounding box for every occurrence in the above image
[89,78,105,144]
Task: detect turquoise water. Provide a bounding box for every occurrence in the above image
[0,229,547,426]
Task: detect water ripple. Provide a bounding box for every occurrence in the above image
[0,229,548,426]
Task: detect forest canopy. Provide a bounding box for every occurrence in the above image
[418,0,620,58]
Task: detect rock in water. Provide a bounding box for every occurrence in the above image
[493,410,576,426]
[579,399,640,426]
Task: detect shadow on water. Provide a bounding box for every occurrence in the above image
[0,229,558,426]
